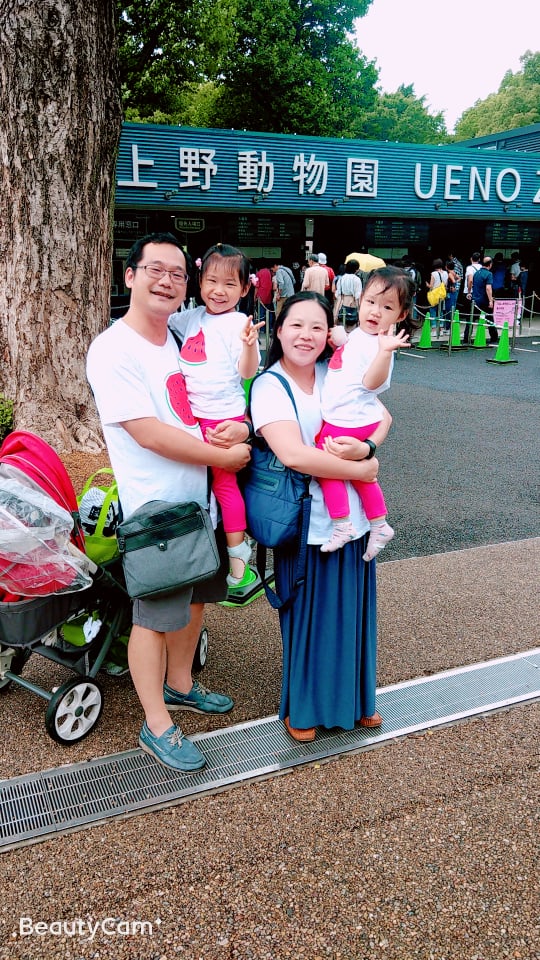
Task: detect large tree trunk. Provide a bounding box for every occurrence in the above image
[0,0,122,452]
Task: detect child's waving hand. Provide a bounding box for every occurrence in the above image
[240,316,265,346]
[378,327,410,352]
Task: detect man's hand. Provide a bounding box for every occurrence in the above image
[206,419,249,448]
[219,444,251,472]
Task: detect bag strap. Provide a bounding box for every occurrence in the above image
[247,369,310,612]
[168,326,183,350]
[79,467,116,498]
[79,469,119,539]
[254,498,310,612]
[92,483,119,539]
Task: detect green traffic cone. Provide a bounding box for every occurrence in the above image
[417,315,433,349]
[472,313,487,348]
[450,312,461,346]
[486,322,518,364]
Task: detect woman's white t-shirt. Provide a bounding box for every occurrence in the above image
[250,361,369,545]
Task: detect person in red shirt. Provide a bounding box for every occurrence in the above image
[254,263,275,329]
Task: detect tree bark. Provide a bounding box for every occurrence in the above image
[0,0,122,451]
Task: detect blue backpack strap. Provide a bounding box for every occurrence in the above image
[248,369,311,612]
[247,369,299,415]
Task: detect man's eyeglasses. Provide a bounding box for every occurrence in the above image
[136,264,189,284]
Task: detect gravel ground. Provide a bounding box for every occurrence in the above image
[0,328,538,960]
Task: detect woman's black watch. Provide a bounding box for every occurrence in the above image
[243,420,256,444]
[364,439,376,459]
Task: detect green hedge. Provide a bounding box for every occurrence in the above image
[0,395,13,444]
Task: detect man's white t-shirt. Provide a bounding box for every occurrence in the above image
[87,319,207,520]
[168,305,259,419]
[250,362,369,545]
[321,327,392,427]
[465,263,480,293]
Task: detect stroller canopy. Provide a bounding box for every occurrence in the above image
[0,431,85,553]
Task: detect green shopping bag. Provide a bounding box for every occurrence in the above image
[77,468,120,564]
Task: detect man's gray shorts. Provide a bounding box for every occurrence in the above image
[131,523,229,633]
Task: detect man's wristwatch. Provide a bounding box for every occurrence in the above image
[363,439,376,460]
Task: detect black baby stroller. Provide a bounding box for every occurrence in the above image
[0,431,210,744]
[0,431,133,744]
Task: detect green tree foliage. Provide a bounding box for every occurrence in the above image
[362,85,448,144]
[454,51,540,139]
[118,0,237,121]
[202,0,379,137]
[118,0,448,141]
[118,0,382,136]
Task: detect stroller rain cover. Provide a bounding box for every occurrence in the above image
[0,431,92,600]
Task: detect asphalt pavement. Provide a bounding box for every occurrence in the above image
[377,327,539,560]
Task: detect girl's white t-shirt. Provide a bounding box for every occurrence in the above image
[250,361,369,545]
[321,327,392,427]
[168,305,260,419]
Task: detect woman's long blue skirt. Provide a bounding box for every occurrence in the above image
[274,534,378,731]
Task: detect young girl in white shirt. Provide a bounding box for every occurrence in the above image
[317,267,415,560]
[169,243,263,585]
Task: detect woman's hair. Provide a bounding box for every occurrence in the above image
[199,242,251,287]
[431,258,444,270]
[265,291,334,368]
[364,266,420,336]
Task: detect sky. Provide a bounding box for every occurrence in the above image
[354,0,538,133]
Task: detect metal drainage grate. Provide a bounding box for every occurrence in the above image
[1,649,539,851]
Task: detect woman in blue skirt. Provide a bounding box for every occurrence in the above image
[250,292,392,742]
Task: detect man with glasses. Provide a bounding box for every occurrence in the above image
[87,233,251,772]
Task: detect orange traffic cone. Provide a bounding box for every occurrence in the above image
[486,322,518,364]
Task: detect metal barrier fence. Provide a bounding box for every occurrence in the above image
[412,290,539,356]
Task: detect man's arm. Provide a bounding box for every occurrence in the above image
[122,418,250,472]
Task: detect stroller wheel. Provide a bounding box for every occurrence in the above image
[192,627,208,673]
[45,676,104,744]
[0,645,32,692]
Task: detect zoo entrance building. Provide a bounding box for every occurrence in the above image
[112,122,540,297]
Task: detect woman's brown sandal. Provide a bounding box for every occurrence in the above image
[359,712,383,728]
[284,716,316,742]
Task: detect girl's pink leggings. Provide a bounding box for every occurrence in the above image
[316,420,386,521]
[199,416,247,533]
